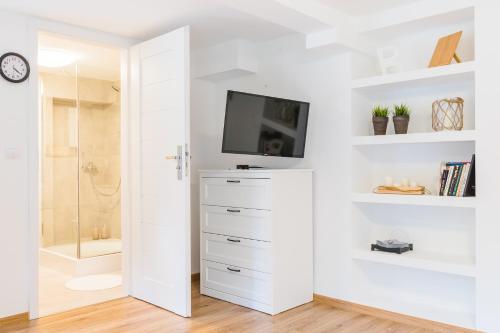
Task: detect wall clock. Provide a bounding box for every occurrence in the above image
[0,52,30,83]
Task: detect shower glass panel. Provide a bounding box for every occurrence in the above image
[40,46,121,259]
[40,65,79,258]
[77,73,121,258]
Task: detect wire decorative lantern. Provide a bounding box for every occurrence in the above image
[432,97,464,131]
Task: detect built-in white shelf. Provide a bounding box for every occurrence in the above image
[194,68,256,82]
[352,193,476,208]
[352,130,476,146]
[359,5,474,39]
[349,5,478,328]
[352,249,476,277]
[192,40,258,82]
[351,62,475,92]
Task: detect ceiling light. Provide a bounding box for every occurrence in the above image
[38,48,78,68]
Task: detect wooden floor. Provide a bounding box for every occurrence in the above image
[1,281,437,333]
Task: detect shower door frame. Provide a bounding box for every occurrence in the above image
[27,21,134,320]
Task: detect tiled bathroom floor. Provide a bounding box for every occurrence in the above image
[39,265,125,317]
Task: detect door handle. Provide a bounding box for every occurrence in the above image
[227,267,241,273]
[227,209,240,213]
[226,180,240,183]
[165,145,183,180]
[185,143,189,177]
[226,238,241,243]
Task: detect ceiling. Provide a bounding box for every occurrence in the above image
[1,0,422,48]
[39,32,121,81]
[316,0,422,16]
[0,0,292,48]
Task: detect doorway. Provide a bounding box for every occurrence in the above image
[30,25,191,320]
[37,32,125,317]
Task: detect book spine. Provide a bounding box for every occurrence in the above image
[452,165,463,196]
[443,166,454,196]
[447,166,460,196]
[464,154,476,197]
[455,165,464,197]
[457,163,470,197]
[439,169,449,196]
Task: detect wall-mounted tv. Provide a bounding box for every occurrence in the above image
[222,90,310,158]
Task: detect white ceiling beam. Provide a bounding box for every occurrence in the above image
[219,0,331,34]
[305,27,369,54]
[279,0,365,53]
[273,0,355,28]
[220,0,365,53]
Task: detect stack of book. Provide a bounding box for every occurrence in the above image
[439,154,475,197]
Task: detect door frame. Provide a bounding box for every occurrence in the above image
[27,19,135,319]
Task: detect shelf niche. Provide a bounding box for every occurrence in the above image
[349,5,477,330]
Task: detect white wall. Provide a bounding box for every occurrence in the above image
[0,11,31,318]
[0,10,133,319]
[190,35,353,301]
[475,1,500,330]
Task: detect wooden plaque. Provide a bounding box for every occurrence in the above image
[428,31,463,68]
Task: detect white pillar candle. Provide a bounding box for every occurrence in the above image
[384,176,393,186]
[401,178,409,187]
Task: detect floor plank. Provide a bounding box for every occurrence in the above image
[0,281,436,333]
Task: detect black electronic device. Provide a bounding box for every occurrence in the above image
[371,243,414,254]
[222,90,310,158]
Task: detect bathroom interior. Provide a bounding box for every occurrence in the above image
[38,32,124,316]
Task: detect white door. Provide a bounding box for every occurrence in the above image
[129,26,191,317]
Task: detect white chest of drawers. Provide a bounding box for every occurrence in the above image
[199,169,313,315]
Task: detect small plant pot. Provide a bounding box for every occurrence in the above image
[393,116,410,134]
[372,116,389,135]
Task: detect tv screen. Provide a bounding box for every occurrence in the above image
[222,91,310,158]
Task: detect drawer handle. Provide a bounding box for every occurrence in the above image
[226,238,241,243]
[227,209,240,213]
[227,267,241,273]
[226,180,240,183]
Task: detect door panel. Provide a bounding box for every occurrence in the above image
[141,110,181,142]
[142,81,180,110]
[141,51,176,85]
[130,26,191,317]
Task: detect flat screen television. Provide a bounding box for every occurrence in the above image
[222,90,310,158]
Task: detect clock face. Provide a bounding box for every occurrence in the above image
[0,52,30,83]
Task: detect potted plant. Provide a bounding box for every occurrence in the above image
[372,105,389,135]
[393,103,411,134]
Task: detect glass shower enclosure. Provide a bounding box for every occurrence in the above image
[40,61,121,259]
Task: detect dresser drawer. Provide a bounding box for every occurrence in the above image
[202,260,272,305]
[200,177,271,209]
[201,205,272,241]
[201,233,272,273]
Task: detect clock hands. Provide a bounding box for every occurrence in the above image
[13,67,22,75]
